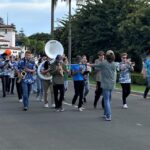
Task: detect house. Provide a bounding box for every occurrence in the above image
[0,17,22,56]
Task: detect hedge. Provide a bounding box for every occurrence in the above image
[117,72,146,85]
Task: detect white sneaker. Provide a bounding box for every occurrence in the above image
[44,103,49,108]
[105,117,111,121]
[51,103,55,108]
[40,98,44,102]
[36,96,40,101]
[72,104,78,108]
[80,107,85,110]
[123,104,128,109]
[78,107,83,112]
[60,108,64,112]
[19,99,23,103]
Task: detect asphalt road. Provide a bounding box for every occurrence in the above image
[0,82,150,150]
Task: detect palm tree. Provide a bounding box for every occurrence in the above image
[51,0,85,62]
[51,0,58,39]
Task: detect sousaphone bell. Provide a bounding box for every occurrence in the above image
[37,40,64,80]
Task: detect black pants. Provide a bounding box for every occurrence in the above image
[72,80,84,108]
[16,78,22,100]
[144,87,150,98]
[53,84,64,109]
[1,76,6,97]
[121,83,131,104]
[94,81,104,108]
[8,78,15,94]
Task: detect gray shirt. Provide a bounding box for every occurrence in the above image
[94,59,102,81]
[92,60,116,90]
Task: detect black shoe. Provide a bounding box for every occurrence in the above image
[23,107,28,111]
[143,94,147,99]
[83,98,86,103]
[93,103,97,109]
[93,100,97,108]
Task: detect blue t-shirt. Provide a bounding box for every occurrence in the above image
[144,58,150,77]
[71,64,84,81]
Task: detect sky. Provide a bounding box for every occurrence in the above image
[0,0,77,36]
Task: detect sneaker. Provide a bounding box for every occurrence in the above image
[72,104,78,108]
[23,107,28,111]
[60,108,65,112]
[80,107,85,110]
[83,98,87,103]
[78,107,83,112]
[19,99,23,103]
[40,98,44,102]
[123,104,128,109]
[36,96,40,101]
[55,109,60,112]
[51,103,55,108]
[105,117,111,121]
[44,103,49,108]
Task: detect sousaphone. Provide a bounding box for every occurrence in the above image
[37,40,64,80]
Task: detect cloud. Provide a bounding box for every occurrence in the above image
[0,0,77,36]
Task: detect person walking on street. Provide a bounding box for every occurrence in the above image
[119,53,134,109]
[93,51,105,109]
[88,50,116,121]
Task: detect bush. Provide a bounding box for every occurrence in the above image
[117,72,146,85]
[131,73,146,85]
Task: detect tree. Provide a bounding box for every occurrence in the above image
[62,0,85,63]
[55,0,149,66]
[51,0,58,39]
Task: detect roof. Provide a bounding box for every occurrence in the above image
[0,35,4,37]
[0,46,21,50]
[0,24,16,29]
[0,39,10,42]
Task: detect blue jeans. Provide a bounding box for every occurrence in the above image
[83,80,90,98]
[22,81,32,108]
[103,89,112,118]
[36,77,43,99]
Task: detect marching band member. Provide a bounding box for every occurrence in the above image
[63,56,70,100]
[50,54,67,112]
[40,56,54,108]
[15,57,23,103]
[17,50,36,111]
[36,57,44,102]
[143,49,150,99]
[93,51,105,109]
[81,55,91,103]
[119,53,134,109]
[0,49,12,97]
[8,55,17,94]
[71,55,85,111]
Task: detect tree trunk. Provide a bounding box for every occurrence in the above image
[51,0,55,39]
[68,0,72,63]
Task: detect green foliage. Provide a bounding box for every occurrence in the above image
[117,72,146,85]
[54,0,150,64]
[131,73,146,85]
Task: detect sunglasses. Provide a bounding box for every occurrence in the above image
[122,57,127,59]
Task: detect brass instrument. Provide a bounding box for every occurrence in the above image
[17,59,32,83]
[17,70,27,83]
[37,40,64,80]
[57,63,64,76]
